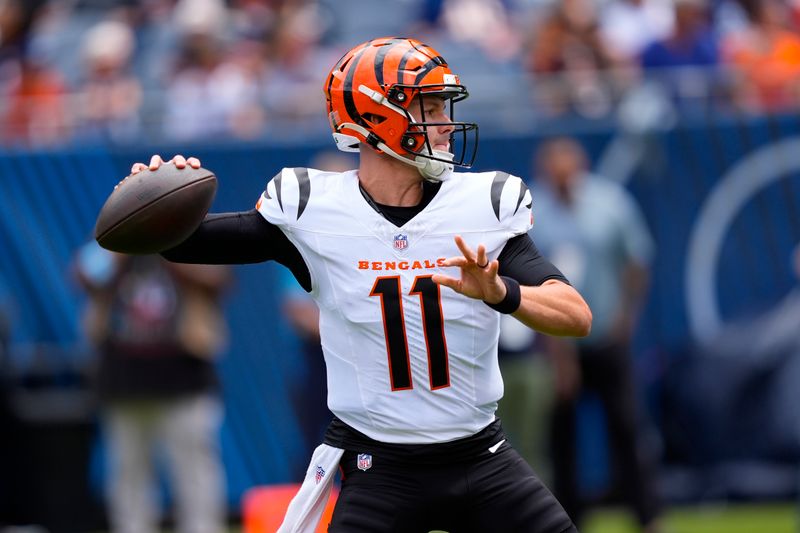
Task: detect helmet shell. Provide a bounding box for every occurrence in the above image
[324,37,475,166]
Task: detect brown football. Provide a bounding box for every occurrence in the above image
[95,163,217,254]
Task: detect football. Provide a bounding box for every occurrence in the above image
[95,163,217,254]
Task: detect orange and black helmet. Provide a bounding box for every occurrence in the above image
[324,37,478,175]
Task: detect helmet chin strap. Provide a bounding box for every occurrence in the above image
[415,149,454,182]
[337,122,455,182]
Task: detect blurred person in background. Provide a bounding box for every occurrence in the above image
[212,37,271,140]
[261,2,335,127]
[1,52,68,145]
[640,0,718,69]
[523,0,616,118]
[0,0,48,78]
[74,241,231,533]
[495,314,555,485]
[531,137,661,532]
[75,18,143,142]
[419,0,522,62]
[721,0,800,112]
[599,0,676,65]
[0,0,28,64]
[639,0,719,108]
[162,0,235,141]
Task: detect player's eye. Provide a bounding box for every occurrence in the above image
[425,105,442,117]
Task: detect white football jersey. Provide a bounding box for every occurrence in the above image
[257,167,533,444]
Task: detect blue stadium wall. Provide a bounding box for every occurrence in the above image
[2,112,800,513]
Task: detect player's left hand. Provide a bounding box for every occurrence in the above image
[432,235,507,304]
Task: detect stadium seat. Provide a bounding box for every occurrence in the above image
[242,483,339,533]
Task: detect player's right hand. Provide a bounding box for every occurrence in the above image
[130,154,201,175]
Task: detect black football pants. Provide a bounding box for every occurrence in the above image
[328,442,576,533]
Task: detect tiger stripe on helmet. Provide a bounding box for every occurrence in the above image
[343,45,372,127]
[395,46,418,86]
[413,56,447,85]
[374,38,403,87]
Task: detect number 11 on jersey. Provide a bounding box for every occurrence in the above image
[370,275,450,391]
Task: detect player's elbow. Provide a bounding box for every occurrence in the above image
[553,282,593,337]
[572,303,593,337]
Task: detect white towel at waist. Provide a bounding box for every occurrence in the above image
[278,443,344,533]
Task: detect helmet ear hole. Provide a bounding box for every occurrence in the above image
[363,113,387,125]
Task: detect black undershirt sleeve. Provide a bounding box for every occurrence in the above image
[497,233,569,287]
[161,209,312,291]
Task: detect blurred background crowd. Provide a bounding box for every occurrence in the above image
[2,0,800,145]
[2,0,800,532]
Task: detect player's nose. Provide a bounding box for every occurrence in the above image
[438,115,455,135]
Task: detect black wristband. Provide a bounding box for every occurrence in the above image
[485,276,521,314]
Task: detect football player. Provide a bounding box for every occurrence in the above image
[131,37,591,532]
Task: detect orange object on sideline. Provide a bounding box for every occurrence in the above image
[242,483,339,533]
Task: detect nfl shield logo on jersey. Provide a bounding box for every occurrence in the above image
[315,465,326,484]
[394,234,409,250]
[357,453,373,471]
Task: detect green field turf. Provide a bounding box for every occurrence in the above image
[584,503,798,533]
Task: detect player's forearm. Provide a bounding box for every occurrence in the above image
[162,210,279,264]
[512,280,592,337]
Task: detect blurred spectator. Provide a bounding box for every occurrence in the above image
[641,0,718,68]
[640,0,720,107]
[600,0,676,64]
[261,3,334,127]
[530,138,661,532]
[74,19,143,142]
[523,0,616,117]
[428,0,522,62]
[203,37,271,140]
[229,0,281,41]
[0,0,27,61]
[5,0,800,144]
[0,0,48,75]
[721,0,800,112]
[162,0,234,141]
[1,54,68,145]
[318,0,422,49]
[74,241,231,533]
[495,316,555,485]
